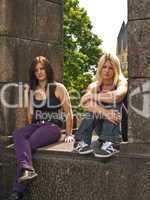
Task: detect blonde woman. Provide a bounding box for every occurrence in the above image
[73,53,127,158]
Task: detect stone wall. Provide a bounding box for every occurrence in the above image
[1,0,150,200]
[0,0,64,136]
[126,0,150,153]
[1,149,150,200]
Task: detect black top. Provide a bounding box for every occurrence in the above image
[32,86,63,127]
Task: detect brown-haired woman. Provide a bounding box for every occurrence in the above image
[7,56,73,200]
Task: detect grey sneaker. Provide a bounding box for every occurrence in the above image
[73,141,93,155]
[94,141,119,158]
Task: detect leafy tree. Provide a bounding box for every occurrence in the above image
[64,0,103,110]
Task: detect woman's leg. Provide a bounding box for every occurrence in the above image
[91,119,104,150]
[100,103,122,144]
[28,122,61,150]
[99,120,121,143]
[74,112,96,145]
[12,122,61,193]
[73,112,98,154]
[93,120,121,158]
[94,104,122,158]
[12,124,40,193]
[12,124,40,171]
[94,119,103,138]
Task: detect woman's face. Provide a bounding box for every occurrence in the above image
[34,63,47,81]
[101,60,115,81]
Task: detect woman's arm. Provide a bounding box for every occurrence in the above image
[83,100,121,125]
[24,84,33,124]
[55,83,73,142]
[27,104,33,124]
[80,82,98,106]
[81,81,128,105]
[97,81,128,104]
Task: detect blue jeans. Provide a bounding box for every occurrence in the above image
[74,103,122,145]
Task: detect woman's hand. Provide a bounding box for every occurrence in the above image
[64,135,74,143]
[81,94,92,105]
[81,93,98,106]
[102,109,121,125]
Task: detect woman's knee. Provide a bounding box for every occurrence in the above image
[52,128,61,142]
[47,124,61,143]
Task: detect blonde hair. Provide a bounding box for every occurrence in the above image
[96,53,126,86]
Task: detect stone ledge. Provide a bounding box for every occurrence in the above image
[0,0,63,42]
[1,146,150,200]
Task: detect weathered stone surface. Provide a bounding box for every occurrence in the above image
[0,0,63,43]
[1,149,150,200]
[128,78,150,143]
[0,83,27,136]
[0,37,63,82]
[33,0,63,43]
[0,0,34,38]
[0,37,30,82]
[45,0,63,5]
[0,162,4,200]
[128,20,150,77]
[128,0,150,20]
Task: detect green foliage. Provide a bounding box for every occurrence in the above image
[64,0,103,111]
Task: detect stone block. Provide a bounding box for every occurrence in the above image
[2,148,150,200]
[128,0,150,20]
[33,0,63,43]
[0,37,31,82]
[0,0,63,43]
[128,78,150,143]
[0,0,34,38]
[0,83,27,136]
[0,160,3,199]
[128,20,150,77]
[0,37,63,82]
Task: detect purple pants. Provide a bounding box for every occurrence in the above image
[12,122,61,193]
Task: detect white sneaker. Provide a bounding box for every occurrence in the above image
[73,141,93,155]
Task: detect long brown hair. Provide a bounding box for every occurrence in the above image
[29,56,54,91]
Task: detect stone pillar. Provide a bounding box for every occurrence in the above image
[121,0,150,154]
[0,0,63,136]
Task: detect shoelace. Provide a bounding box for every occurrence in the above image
[75,141,88,150]
[101,142,115,153]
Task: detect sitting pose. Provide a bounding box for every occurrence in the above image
[6,56,73,200]
[73,53,127,158]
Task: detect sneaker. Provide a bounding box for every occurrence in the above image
[73,141,93,155]
[5,192,24,200]
[19,169,38,183]
[94,141,119,158]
